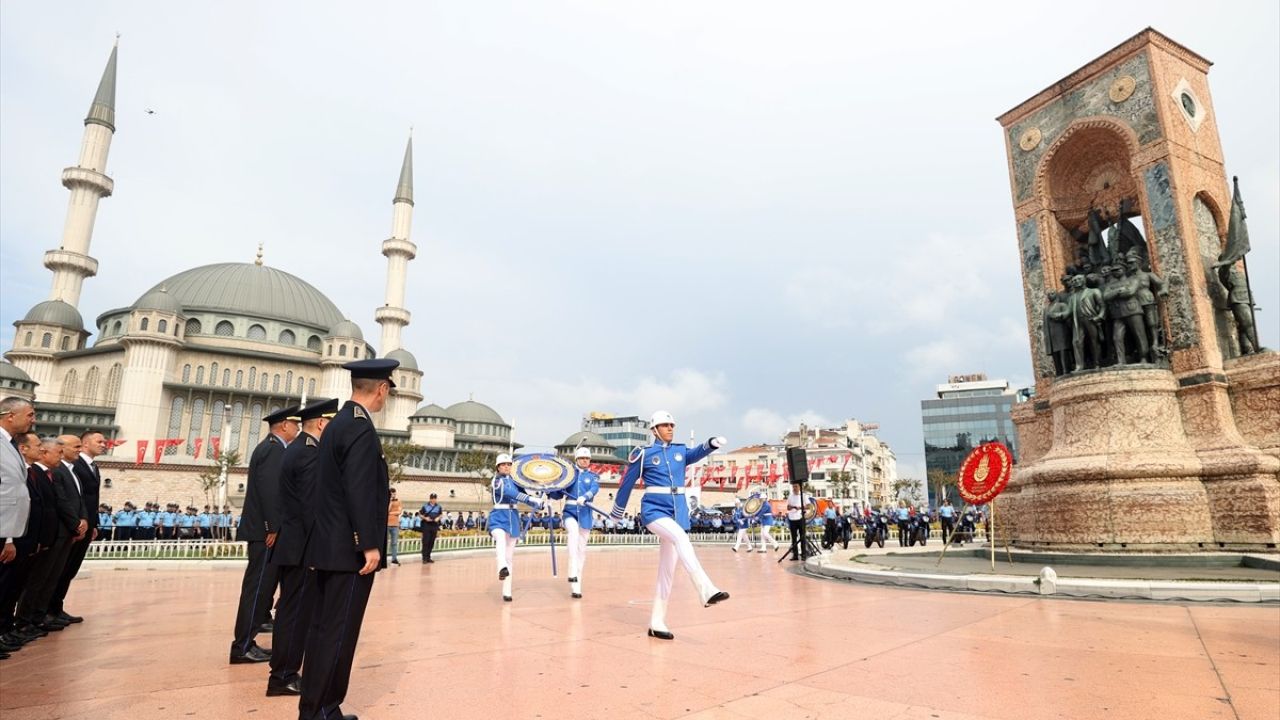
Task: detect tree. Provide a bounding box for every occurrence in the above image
[456,450,496,479]
[928,467,957,508]
[828,470,853,500]
[196,449,241,509]
[381,441,425,485]
[892,477,925,505]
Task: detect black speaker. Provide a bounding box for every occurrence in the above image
[785,446,808,484]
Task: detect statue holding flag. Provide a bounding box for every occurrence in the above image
[1212,177,1261,356]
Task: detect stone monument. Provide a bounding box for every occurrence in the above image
[997,28,1279,551]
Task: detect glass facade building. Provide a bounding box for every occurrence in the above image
[582,412,650,461]
[921,376,1024,506]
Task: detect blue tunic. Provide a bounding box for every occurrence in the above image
[551,468,600,528]
[488,473,540,539]
[611,440,716,531]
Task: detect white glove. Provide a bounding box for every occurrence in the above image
[710,436,727,449]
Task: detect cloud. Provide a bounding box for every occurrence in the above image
[741,408,835,442]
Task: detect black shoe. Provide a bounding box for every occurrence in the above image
[0,652,9,660]
[256,622,274,634]
[229,644,271,664]
[647,628,674,640]
[498,567,509,580]
[503,596,512,602]
[391,559,400,565]
[56,611,83,624]
[705,591,730,606]
[12,624,45,641]
[0,639,20,653]
[265,678,301,696]
[571,593,582,599]
[36,621,66,632]
[426,558,434,563]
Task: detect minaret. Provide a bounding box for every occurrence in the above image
[45,40,118,307]
[375,133,417,355]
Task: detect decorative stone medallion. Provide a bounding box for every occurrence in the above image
[1109,75,1136,103]
[1019,126,1043,152]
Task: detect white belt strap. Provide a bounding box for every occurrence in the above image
[492,504,515,510]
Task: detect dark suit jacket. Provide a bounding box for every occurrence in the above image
[52,463,87,540]
[71,456,101,531]
[304,401,388,573]
[238,435,286,542]
[19,466,58,555]
[270,431,320,568]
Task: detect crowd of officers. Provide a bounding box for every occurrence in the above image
[0,397,106,661]
[95,503,238,541]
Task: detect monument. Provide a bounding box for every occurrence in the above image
[997,28,1279,551]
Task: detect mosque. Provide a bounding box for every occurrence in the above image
[0,42,606,508]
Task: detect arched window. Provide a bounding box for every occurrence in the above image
[223,369,231,386]
[247,367,257,387]
[182,364,191,383]
[247,324,267,341]
[297,377,305,394]
[60,336,70,351]
[63,369,78,401]
[166,396,185,456]
[209,401,226,458]
[40,333,52,348]
[186,319,202,335]
[157,319,168,334]
[140,317,149,331]
[187,398,205,455]
[260,374,268,391]
[112,320,122,335]
[195,366,205,384]
[326,344,333,356]
[248,403,264,447]
[105,364,122,404]
[228,402,245,456]
[308,378,316,395]
[215,320,235,337]
[235,370,243,388]
[307,335,322,351]
[338,344,347,357]
[272,374,281,392]
[279,329,296,345]
[83,366,100,404]
[210,362,219,385]
[24,332,32,346]
[286,371,293,393]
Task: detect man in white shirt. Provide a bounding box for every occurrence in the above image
[785,483,805,562]
[0,398,35,566]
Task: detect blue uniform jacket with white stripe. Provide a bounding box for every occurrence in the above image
[488,473,540,539]
[611,440,716,531]
[550,468,599,528]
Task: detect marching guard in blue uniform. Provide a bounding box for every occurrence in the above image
[731,501,753,552]
[756,495,780,552]
[550,447,599,599]
[610,411,729,640]
[489,453,543,602]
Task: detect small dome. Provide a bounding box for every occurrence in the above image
[327,319,364,340]
[445,400,506,426]
[386,348,418,371]
[0,360,34,383]
[21,300,84,331]
[411,403,452,422]
[133,287,183,314]
[558,430,613,449]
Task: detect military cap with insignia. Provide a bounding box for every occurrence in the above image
[298,397,339,421]
[263,404,303,424]
[343,358,399,387]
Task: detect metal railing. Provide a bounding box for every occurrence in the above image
[85,531,737,561]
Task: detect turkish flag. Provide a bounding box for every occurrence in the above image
[136,440,149,465]
[192,438,204,459]
[211,437,222,459]
[841,454,851,471]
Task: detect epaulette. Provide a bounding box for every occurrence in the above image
[353,406,368,421]
[306,436,318,447]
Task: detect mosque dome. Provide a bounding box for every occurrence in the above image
[557,430,612,449]
[138,263,344,330]
[410,403,452,423]
[327,319,364,340]
[445,400,506,426]
[132,287,183,314]
[386,348,418,371]
[22,300,85,331]
[0,360,34,383]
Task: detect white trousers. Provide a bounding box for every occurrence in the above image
[491,529,518,573]
[759,525,780,549]
[647,516,718,605]
[564,516,590,580]
[733,528,753,550]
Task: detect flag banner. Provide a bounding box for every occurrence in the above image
[136,440,149,465]
[192,438,204,459]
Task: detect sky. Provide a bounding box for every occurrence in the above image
[1,1,1277,478]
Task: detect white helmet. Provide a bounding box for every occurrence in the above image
[650,410,675,427]
[495,453,513,466]
[573,447,591,460]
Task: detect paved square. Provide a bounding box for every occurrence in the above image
[1,548,1276,719]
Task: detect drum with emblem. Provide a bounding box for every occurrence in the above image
[742,496,766,518]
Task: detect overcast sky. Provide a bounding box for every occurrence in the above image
[1,2,1276,477]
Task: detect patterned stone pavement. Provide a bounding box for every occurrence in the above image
[1,546,1276,719]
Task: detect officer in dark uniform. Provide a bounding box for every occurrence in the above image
[298,360,395,720]
[229,404,301,664]
[264,397,337,698]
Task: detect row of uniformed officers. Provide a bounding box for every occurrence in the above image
[96,503,237,540]
[227,358,397,720]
